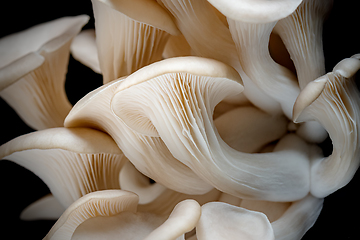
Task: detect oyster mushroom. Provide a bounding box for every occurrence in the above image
[0,15,88,130]
[64,59,213,195]
[46,189,201,240]
[111,57,310,202]
[293,56,360,198]
[91,0,180,84]
[0,127,126,209]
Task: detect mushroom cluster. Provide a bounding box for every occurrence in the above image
[1,0,359,239]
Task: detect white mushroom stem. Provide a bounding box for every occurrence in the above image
[0,16,88,130]
[144,199,201,240]
[91,0,175,84]
[43,190,139,240]
[159,0,281,114]
[271,194,323,240]
[64,74,213,195]
[293,57,360,198]
[0,128,126,208]
[112,59,310,201]
[70,29,101,74]
[274,0,333,89]
[196,202,275,240]
[227,19,300,119]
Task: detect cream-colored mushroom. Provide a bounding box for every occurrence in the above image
[196,201,275,240]
[158,0,280,114]
[91,0,180,84]
[0,127,126,209]
[0,15,88,130]
[49,189,201,240]
[64,60,213,195]
[111,57,310,202]
[274,0,333,89]
[44,190,140,240]
[293,56,360,198]
[70,29,101,74]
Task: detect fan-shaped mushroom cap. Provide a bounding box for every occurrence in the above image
[44,190,139,240]
[91,0,180,83]
[0,127,126,208]
[112,57,310,202]
[293,56,360,197]
[197,201,275,240]
[0,15,88,130]
[64,64,213,195]
[207,0,302,23]
[70,29,101,74]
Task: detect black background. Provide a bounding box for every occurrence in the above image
[0,1,359,239]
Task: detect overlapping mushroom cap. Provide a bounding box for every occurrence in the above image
[1,0,360,239]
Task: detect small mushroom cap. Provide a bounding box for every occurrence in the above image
[95,0,180,35]
[206,0,302,23]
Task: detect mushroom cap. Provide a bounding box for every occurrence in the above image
[206,0,302,23]
[95,0,180,35]
[0,15,89,90]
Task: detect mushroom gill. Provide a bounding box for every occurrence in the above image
[111,57,310,202]
[293,56,360,198]
[91,0,180,84]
